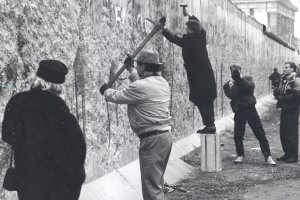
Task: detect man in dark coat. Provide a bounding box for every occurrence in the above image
[223,64,276,165]
[274,62,300,163]
[161,10,217,134]
[269,68,281,89]
[2,60,86,200]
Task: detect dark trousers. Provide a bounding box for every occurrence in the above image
[196,102,215,127]
[280,108,299,159]
[234,107,271,159]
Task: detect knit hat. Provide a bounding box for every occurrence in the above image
[37,60,68,84]
[186,20,202,33]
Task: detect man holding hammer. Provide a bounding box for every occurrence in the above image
[100,50,172,200]
[161,4,217,134]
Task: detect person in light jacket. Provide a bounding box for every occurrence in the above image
[100,50,172,200]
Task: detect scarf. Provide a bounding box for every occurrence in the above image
[279,72,297,94]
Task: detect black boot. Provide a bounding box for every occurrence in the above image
[276,154,288,161]
[197,127,216,134]
[284,157,298,163]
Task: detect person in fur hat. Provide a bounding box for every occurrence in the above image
[2,60,86,200]
[274,62,300,163]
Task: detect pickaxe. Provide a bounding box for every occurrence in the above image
[107,17,166,87]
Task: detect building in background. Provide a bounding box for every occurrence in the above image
[232,0,299,49]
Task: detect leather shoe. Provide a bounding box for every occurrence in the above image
[276,155,288,161]
[284,157,298,163]
[197,127,216,134]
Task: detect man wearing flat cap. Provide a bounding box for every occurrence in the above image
[161,10,217,134]
[100,50,172,200]
[2,60,86,200]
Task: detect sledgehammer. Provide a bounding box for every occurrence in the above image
[180,3,191,17]
[107,17,166,87]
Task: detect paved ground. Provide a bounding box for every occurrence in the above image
[166,105,300,200]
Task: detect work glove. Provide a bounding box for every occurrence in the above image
[231,70,242,83]
[154,17,166,30]
[99,83,109,95]
[124,54,134,71]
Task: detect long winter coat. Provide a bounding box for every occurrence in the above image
[162,19,217,106]
[2,88,86,200]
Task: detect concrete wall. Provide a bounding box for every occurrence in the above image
[0,0,299,197]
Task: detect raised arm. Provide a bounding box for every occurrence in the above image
[127,67,139,83]
[232,70,254,94]
[162,29,184,47]
[223,81,239,100]
[188,15,200,22]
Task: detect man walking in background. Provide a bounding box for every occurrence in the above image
[161,9,217,134]
[223,64,276,165]
[100,50,172,200]
[269,68,281,89]
[274,62,300,163]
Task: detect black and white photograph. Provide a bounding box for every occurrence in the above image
[1,0,300,199]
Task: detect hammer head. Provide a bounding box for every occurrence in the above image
[180,3,187,8]
[180,3,188,16]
